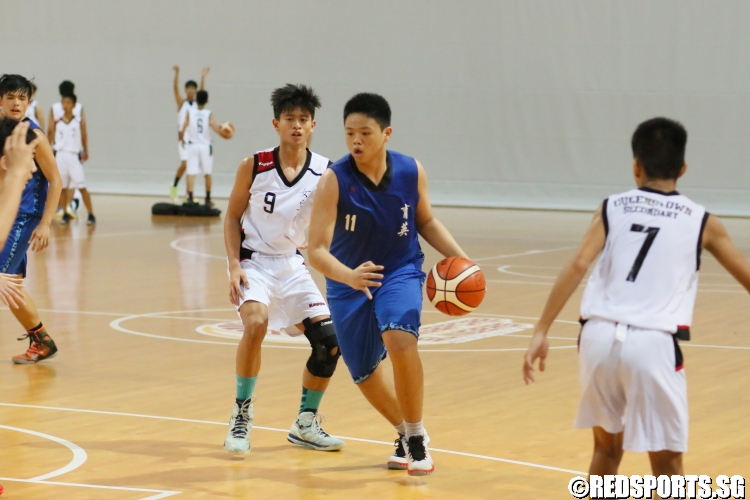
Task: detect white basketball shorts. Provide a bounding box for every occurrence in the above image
[186,143,213,175]
[574,318,688,453]
[178,141,188,161]
[235,252,330,331]
[56,151,86,189]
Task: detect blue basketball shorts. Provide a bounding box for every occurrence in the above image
[328,265,425,384]
[0,215,41,277]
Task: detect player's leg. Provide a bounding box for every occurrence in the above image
[71,155,95,224]
[203,145,213,207]
[648,451,683,476]
[375,270,433,475]
[184,145,199,204]
[589,427,625,475]
[171,141,188,201]
[80,189,95,225]
[0,217,58,364]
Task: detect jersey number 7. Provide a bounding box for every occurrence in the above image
[626,224,660,282]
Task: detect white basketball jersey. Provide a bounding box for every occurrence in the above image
[241,147,330,255]
[184,108,212,145]
[580,187,708,334]
[52,102,82,121]
[25,100,39,125]
[178,100,196,131]
[53,117,83,154]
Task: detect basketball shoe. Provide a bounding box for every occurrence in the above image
[12,329,58,364]
[224,399,253,453]
[170,185,179,203]
[406,434,434,476]
[287,411,344,451]
[387,434,408,470]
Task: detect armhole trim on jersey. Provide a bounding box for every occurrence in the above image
[696,211,710,271]
[251,154,260,182]
[601,197,609,237]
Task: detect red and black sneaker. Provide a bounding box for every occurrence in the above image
[12,329,58,364]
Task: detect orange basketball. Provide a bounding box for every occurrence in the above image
[426,257,486,316]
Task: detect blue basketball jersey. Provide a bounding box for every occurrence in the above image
[18,118,48,217]
[327,151,423,292]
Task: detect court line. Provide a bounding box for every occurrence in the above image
[473,246,577,262]
[0,424,87,481]
[169,234,225,260]
[0,402,586,476]
[0,478,179,499]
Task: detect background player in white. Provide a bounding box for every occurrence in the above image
[171,65,208,202]
[53,94,95,225]
[523,117,750,476]
[24,83,44,130]
[223,84,344,454]
[179,90,231,207]
[49,80,86,219]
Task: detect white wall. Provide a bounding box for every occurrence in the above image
[2,1,750,214]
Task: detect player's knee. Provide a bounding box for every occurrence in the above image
[303,318,340,379]
[241,315,267,339]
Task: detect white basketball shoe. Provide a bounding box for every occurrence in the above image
[406,434,434,476]
[287,411,344,451]
[224,399,253,453]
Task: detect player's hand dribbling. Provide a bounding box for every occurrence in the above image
[0,274,25,309]
[228,265,249,306]
[523,330,549,384]
[29,223,51,252]
[347,261,384,300]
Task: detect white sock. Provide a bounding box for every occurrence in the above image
[394,421,406,435]
[404,421,424,440]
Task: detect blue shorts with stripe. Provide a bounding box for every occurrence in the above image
[0,215,41,277]
[327,262,425,384]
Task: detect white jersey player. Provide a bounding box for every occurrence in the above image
[179,90,230,207]
[24,83,44,130]
[223,84,344,456]
[523,117,750,478]
[170,65,208,202]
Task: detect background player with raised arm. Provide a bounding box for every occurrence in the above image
[49,80,86,219]
[307,93,467,476]
[24,83,44,130]
[179,90,230,207]
[0,119,40,309]
[222,84,344,454]
[54,94,96,225]
[523,117,750,477]
[171,65,208,202]
[0,74,62,364]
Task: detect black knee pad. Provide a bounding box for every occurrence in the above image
[303,318,340,378]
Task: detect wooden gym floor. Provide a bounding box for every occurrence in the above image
[0,195,747,499]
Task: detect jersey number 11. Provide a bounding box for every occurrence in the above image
[344,214,357,231]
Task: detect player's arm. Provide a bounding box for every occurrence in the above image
[307,169,383,299]
[702,214,750,292]
[47,109,56,142]
[414,160,468,259]
[29,130,62,252]
[224,158,253,306]
[523,204,606,384]
[179,114,189,145]
[172,65,184,110]
[209,113,222,134]
[0,122,41,247]
[80,109,89,162]
[35,105,45,132]
[199,67,209,91]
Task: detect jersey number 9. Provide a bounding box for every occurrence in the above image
[264,192,276,214]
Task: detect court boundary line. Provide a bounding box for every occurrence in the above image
[0,402,586,476]
[0,477,180,499]
[0,424,87,481]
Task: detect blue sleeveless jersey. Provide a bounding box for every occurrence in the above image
[327,151,423,292]
[18,119,48,217]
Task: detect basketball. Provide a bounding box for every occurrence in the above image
[426,257,486,316]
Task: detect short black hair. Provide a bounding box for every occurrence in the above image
[196,90,208,106]
[270,84,321,120]
[343,93,391,129]
[59,80,74,95]
[0,74,33,99]
[185,80,198,89]
[0,117,37,155]
[62,93,77,105]
[30,83,37,94]
[631,117,688,180]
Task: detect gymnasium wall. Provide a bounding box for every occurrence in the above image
[3,1,750,215]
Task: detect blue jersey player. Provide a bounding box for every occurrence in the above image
[308,93,468,476]
[0,74,62,364]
